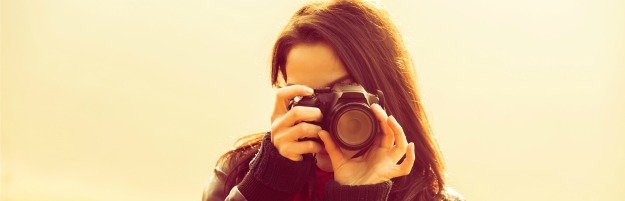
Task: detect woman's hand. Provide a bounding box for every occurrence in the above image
[318,103,416,185]
[270,85,324,161]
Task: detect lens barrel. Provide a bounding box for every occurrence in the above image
[330,102,377,150]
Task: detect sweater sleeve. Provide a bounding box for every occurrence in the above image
[236,132,315,201]
[323,180,393,201]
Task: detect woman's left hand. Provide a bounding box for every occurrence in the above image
[318,103,416,185]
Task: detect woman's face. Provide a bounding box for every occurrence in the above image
[284,42,358,172]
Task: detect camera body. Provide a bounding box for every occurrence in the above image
[290,83,384,150]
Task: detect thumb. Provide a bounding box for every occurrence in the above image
[318,130,346,168]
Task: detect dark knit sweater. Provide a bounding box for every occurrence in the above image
[237,133,392,201]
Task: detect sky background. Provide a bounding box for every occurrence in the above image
[2,0,624,200]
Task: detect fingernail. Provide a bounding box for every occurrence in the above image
[371,103,380,110]
[299,86,312,94]
[318,131,327,140]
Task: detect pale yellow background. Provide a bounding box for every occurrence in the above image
[2,0,624,200]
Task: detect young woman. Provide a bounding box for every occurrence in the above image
[203,1,464,200]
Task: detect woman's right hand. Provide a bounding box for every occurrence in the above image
[270,85,325,161]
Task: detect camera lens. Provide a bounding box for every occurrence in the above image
[332,104,377,150]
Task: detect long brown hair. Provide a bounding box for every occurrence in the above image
[217,1,446,200]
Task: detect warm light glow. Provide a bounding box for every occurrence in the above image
[2,0,624,201]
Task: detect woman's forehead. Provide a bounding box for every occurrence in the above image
[284,42,349,89]
[286,75,353,89]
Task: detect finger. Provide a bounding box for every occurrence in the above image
[371,103,393,148]
[272,85,314,122]
[391,142,415,177]
[278,141,324,161]
[318,130,346,168]
[274,122,322,144]
[388,115,407,150]
[272,106,322,132]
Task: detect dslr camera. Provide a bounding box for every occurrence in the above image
[290,83,385,151]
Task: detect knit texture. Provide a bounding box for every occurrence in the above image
[237,132,315,200]
[323,180,393,201]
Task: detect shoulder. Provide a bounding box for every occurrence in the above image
[438,186,465,201]
[202,133,264,201]
[215,145,261,178]
[215,133,265,175]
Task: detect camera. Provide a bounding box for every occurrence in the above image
[289,83,385,151]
